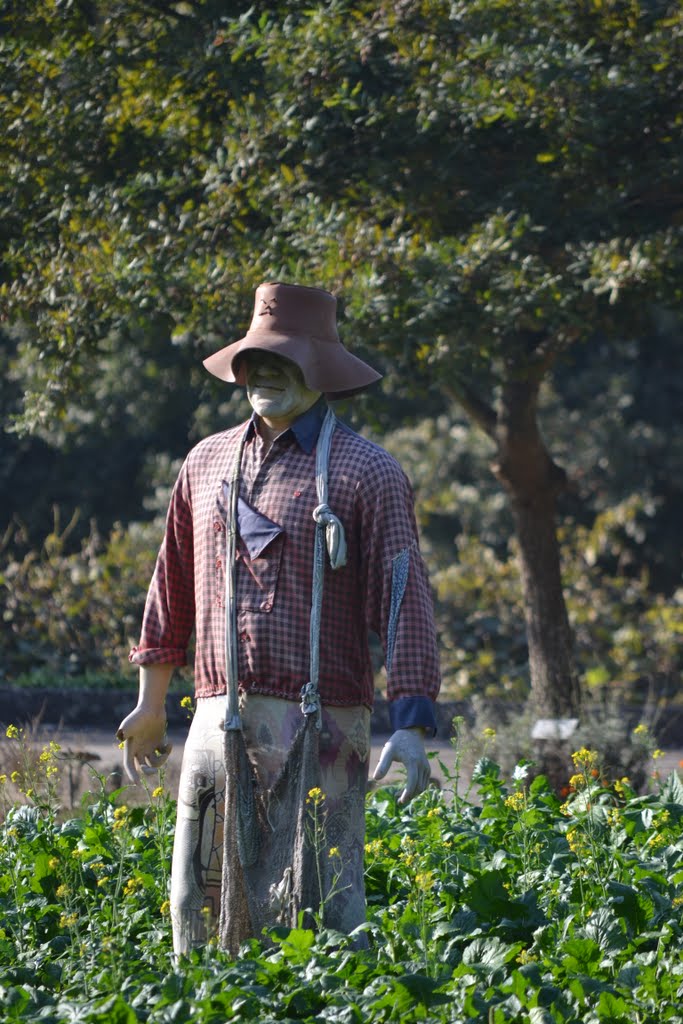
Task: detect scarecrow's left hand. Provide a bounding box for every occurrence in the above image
[373,728,431,805]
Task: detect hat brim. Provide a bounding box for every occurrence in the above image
[203,330,382,398]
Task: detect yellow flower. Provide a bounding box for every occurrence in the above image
[152,786,164,799]
[328,846,340,858]
[306,787,324,806]
[648,832,667,850]
[48,857,59,870]
[10,771,20,784]
[60,913,78,929]
[571,747,598,770]
[364,839,383,857]
[427,807,443,818]
[517,949,537,965]
[504,791,525,811]
[56,884,69,899]
[160,900,171,915]
[6,725,19,739]
[673,895,683,907]
[566,829,580,853]
[652,749,664,760]
[414,870,435,892]
[180,696,193,709]
[633,724,648,737]
[113,805,128,820]
[97,878,108,888]
[569,773,586,791]
[124,877,144,896]
[0,775,6,785]
[482,727,497,739]
[614,778,628,797]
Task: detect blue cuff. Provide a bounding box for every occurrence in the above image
[389,696,437,737]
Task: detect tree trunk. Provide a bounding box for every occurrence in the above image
[491,372,581,721]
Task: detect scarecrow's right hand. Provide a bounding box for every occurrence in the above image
[116,707,171,785]
[116,664,174,784]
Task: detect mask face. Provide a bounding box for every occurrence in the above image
[244,351,321,423]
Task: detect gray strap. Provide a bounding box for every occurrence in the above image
[301,409,346,727]
[224,426,249,731]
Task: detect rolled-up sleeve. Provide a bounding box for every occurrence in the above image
[358,451,441,733]
[129,461,195,667]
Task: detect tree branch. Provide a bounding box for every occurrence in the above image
[443,376,498,439]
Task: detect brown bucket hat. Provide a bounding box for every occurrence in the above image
[203,282,382,398]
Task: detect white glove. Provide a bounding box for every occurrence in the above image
[116,707,171,785]
[116,665,174,785]
[373,728,431,805]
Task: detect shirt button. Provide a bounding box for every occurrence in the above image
[213,520,223,532]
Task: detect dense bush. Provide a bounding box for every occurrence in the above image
[430,501,683,706]
[1,728,682,1022]
[0,513,160,683]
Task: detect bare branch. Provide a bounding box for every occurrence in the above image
[443,376,498,439]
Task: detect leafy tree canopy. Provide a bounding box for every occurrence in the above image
[2,0,681,433]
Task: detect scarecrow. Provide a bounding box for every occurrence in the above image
[117,283,441,955]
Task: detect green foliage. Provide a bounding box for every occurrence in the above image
[0,511,160,681]
[1,741,683,1022]
[424,494,682,705]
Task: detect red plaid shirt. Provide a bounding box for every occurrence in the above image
[130,401,440,731]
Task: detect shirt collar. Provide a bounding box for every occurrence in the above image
[248,397,329,455]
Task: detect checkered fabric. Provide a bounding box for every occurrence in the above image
[130,401,440,721]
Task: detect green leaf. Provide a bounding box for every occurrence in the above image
[461,937,517,975]
[270,926,315,961]
[84,995,138,1023]
[659,771,683,806]
[596,990,631,1021]
[464,870,528,922]
[561,937,602,972]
